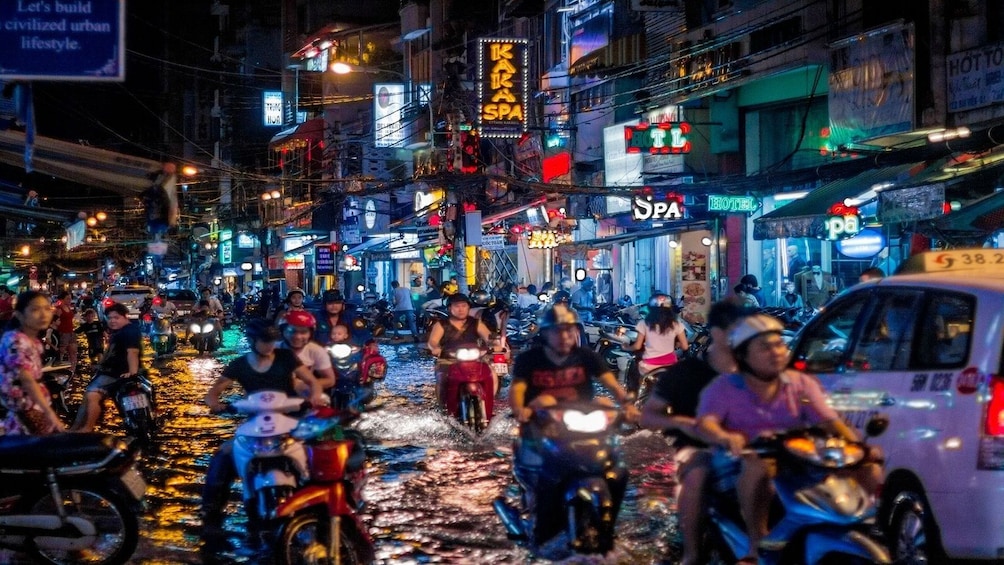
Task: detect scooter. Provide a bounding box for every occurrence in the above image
[188,316,222,353]
[326,342,385,412]
[110,371,157,445]
[0,432,146,564]
[703,422,891,564]
[438,345,496,433]
[494,401,627,558]
[41,359,75,420]
[274,407,374,565]
[149,312,178,358]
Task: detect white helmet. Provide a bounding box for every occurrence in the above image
[728,314,784,350]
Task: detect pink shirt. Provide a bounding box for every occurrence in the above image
[697,370,838,439]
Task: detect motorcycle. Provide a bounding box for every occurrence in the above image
[703,421,890,564]
[149,312,178,358]
[360,298,396,338]
[494,401,627,557]
[438,345,496,433]
[326,341,386,412]
[188,316,222,353]
[0,432,146,564]
[274,407,374,565]
[41,360,75,420]
[109,371,157,445]
[506,311,539,353]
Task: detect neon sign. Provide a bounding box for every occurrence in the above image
[822,202,862,241]
[633,192,685,221]
[624,122,691,154]
[708,194,758,213]
[478,38,529,138]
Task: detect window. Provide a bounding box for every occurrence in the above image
[916,292,975,368]
[849,290,923,371]
[792,292,870,373]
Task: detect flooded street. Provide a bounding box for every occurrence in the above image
[14,329,684,564]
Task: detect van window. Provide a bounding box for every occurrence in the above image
[849,290,923,371]
[915,292,974,368]
[792,292,870,373]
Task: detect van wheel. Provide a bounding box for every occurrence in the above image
[887,489,944,564]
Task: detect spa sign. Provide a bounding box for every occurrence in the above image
[822,202,862,241]
[633,192,685,221]
[624,121,691,154]
[478,38,528,138]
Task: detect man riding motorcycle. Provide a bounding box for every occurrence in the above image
[71,303,142,432]
[695,314,883,563]
[427,293,493,404]
[278,310,335,391]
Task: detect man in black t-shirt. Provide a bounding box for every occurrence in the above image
[71,303,143,432]
[640,301,748,565]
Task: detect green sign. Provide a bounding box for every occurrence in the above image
[707,194,759,213]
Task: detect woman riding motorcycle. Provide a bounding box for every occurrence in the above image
[426,293,492,404]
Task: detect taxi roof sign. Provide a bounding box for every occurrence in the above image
[896,250,1004,275]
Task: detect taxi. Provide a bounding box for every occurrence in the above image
[789,249,1004,562]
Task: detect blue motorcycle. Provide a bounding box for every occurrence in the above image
[703,422,890,564]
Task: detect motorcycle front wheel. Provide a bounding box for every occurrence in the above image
[567,497,613,554]
[277,512,364,565]
[24,486,139,565]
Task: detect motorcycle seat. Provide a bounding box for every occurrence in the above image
[0,432,124,469]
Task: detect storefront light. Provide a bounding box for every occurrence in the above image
[668,240,679,248]
[575,268,587,281]
[240,262,254,271]
[701,236,713,246]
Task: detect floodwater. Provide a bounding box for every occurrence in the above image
[10,329,684,564]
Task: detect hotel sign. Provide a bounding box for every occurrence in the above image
[478,38,528,138]
[708,194,758,213]
[624,122,691,154]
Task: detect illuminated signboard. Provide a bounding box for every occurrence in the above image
[263,91,283,127]
[478,38,529,138]
[836,228,885,258]
[374,83,406,148]
[633,193,685,221]
[625,122,691,154]
[315,245,335,275]
[707,194,759,213]
[822,202,862,241]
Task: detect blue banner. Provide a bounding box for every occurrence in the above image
[0,0,125,81]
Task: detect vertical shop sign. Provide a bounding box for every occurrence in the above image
[263,91,283,126]
[315,245,335,275]
[478,38,528,138]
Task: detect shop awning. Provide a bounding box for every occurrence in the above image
[344,234,392,256]
[559,222,707,252]
[753,163,926,240]
[929,189,1004,238]
[268,118,325,150]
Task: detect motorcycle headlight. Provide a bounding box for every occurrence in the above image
[783,436,865,468]
[238,434,295,455]
[455,348,482,361]
[328,343,353,359]
[189,323,202,334]
[202,323,214,333]
[562,409,610,433]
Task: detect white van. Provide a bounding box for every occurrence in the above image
[790,249,1004,562]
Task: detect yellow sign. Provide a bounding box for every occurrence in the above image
[479,38,528,138]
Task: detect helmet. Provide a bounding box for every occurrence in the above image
[446,293,472,307]
[284,310,317,330]
[246,319,281,343]
[471,289,492,306]
[552,290,571,304]
[728,314,784,350]
[286,288,305,300]
[539,305,580,329]
[323,289,345,303]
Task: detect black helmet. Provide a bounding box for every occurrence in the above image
[552,290,571,304]
[323,289,345,303]
[245,319,280,343]
[539,304,580,329]
[446,293,472,307]
[471,289,492,306]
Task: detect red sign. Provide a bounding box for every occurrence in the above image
[625,122,691,154]
[542,152,571,183]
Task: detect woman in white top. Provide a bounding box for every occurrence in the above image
[628,294,689,375]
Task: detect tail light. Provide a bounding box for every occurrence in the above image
[142,313,152,322]
[985,375,1004,436]
[153,297,162,306]
[103,298,114,308]
[493,353,507,364]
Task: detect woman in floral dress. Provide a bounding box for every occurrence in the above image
[0,290,64,435]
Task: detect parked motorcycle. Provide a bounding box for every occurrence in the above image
[149,312,178,358]
[274,407,374,565]
[703,421,890,564]
[438,345,496,433]
[494,401,627,557]
[188,316,222,353]
[0,432,146,564]
[506,312,539,353]
[41,359,74,420]
[360,298,397,338]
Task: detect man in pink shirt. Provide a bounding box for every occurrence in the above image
[696,314,879,563]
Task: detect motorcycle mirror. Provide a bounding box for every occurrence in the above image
[865,414,890,438]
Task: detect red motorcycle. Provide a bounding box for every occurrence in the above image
[439,345,496,433]
[274,407,374,565]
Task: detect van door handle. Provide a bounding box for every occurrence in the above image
[879,394,896,406]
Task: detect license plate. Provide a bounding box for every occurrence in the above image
[121,394,149,411]
[492,362,508,376]
[119,467,147,500]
